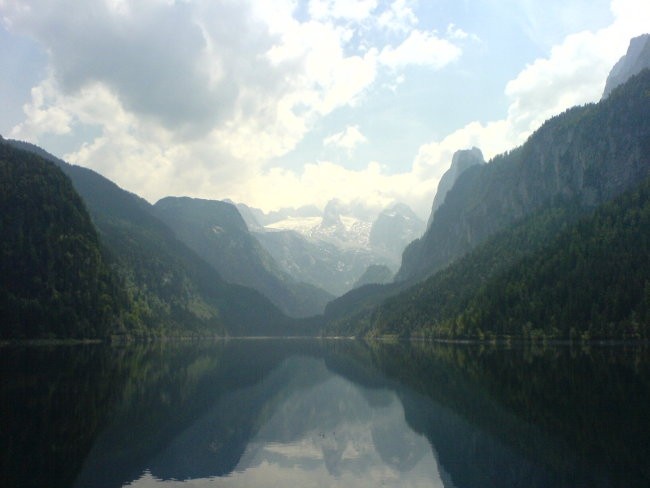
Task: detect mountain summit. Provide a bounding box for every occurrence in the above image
[602,33,650,99]
[427,147,485,229]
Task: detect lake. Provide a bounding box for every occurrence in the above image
[2,339,649,487]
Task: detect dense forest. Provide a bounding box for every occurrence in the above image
[2,71,649,342]
[0,141,128,339]
[323,70,650,340]
[397,69,650,284]
[354,178,650,340]
[2,140,297,340]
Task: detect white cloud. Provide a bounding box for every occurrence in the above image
[411,0,650,198]
[241,160,433,217]
[377,0,418,33]
[323,125,368,153]
[446,23,480,42]
[3,0,649,222]
[308,0,378,22]
[11,79,73,138]
[242,0,650,219]
[3,0,382,200]
[378,29,462,69]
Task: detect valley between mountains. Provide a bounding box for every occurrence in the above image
[2,35,650,342]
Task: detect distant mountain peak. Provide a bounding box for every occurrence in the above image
[427,147,485,228]
[320,199,345,228]
[602,33,650,99]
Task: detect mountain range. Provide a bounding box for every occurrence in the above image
[151,196,332,317]
[2,34,649,341]
[2,139,295,338]
[323,60,650,339]
[239,200,424,296]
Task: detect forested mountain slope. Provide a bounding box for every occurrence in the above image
[6,140,292,337]
[323,70,650,339]
[397,69,650,284]
[368,177,650,340]
[0,140,127,339]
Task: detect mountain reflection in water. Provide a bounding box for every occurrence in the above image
[124,356,443,487]
[2,340,650,487]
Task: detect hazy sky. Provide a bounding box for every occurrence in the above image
[1,0,649,217]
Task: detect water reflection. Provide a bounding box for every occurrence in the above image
[125,356,443,487]
[2,340,650,487]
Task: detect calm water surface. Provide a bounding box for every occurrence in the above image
[2,340,650,487]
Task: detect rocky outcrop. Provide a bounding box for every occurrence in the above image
[602,34,650,99]
[396,69,650,283]
[427,147,485,229]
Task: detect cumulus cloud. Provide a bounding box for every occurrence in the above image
[377,0,418,33]
[308,0,378,22]
[378,29,462,69]
[3,0,469,206]
[5,0,265,135]
[243,0,649,218]
[411,0,650,193]
[4,0,643,222]
[323,125,368,153]
[241,160,433,217]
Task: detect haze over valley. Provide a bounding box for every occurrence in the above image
[4,4,650,488]
[2,1,650,341]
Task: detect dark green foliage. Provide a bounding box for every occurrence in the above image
[331,201,584,337]
[397,69,650,283]
[324,69,650,340]
[6,139,293,337]
[0,141,127,339]
[60,165,290,336]
[366,179,650,340]
[455,179,650,340]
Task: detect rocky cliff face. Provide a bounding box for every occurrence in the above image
[602,34,650,99]
[153,197,332,318]
[427,147,485,229]
[369,203,425,263]
[396,69,650,283]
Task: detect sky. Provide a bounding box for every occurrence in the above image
[1,0,649,218]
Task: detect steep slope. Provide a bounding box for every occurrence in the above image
[602,34,650,99]
[397,69,650,284]
[426,147,485,229]
[250,200,420,297]
[0,140,127,339]
[6,140,291,336]
[352,265,393,289]
[369,203,425,264]
[253,229,382,297]
[152,197,332,317]
[370,177,650,340]
[322,68,650,338]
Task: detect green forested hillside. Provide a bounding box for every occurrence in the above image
[453,179,650,340]
[6,140,293,337]
[323,70,650,340]
[326,201,585,337]
[397,69,650,283]
[0,141,127,339]
[365,179,650,340]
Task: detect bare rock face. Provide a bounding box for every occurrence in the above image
[395,70,650,284]
[427,147,485,229]
[602,34,650,99]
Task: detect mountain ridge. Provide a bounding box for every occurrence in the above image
[5,139,295,337]
[152,196,332,318]
[396,68,650,284]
